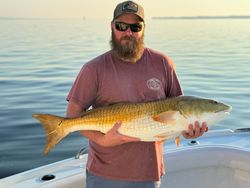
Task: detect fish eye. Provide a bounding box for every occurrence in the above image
[210,100,218,104]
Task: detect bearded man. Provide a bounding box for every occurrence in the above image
[66,1,208,188]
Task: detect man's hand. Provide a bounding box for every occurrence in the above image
[96,121,141,147]
[182,121,208,139]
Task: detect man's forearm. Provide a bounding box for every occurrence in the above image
[80,130,104,145]
[66,101,104,145]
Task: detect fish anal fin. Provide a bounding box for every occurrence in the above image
[152,111,178,124]
[175,136,181,147]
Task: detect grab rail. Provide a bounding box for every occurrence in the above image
[75,146,89,159]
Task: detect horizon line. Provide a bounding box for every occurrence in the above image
[152,15,250,20]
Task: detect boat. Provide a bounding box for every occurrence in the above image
[0,128,250,188]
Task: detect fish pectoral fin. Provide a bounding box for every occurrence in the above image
[175,136,181,147]
[152,111,178,124]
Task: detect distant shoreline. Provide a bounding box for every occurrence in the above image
[152,15,250,20]
[0,17,82,20]
[1,15,250,20]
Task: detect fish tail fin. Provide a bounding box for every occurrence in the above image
[32,114,68,155]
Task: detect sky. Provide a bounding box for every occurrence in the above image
[0,0,250,20]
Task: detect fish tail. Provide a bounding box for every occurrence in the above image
[32,114,68,155]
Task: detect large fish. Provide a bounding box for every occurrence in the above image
[32,96,232,155]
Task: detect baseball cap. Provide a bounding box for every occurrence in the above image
[113,1,144,22]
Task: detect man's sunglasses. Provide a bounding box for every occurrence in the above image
[114,21,143,33]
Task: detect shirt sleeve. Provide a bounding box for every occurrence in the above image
[66,63,98,110]
[163,56,184,97]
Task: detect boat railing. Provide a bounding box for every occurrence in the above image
[234,128,250,133]
[75,146,89,159]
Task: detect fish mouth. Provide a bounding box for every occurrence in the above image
[225,106,233,113]
[224,111,230,115]
[215,107,232,114]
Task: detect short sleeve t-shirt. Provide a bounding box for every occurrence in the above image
[67,48,183,181]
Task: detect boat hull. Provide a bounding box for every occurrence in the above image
[1,129,250,188]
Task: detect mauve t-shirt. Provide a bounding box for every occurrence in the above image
[67,48,183,181]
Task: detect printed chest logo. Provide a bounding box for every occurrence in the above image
[146,78,162,91]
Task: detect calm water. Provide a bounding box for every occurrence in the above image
[0,18,250,178]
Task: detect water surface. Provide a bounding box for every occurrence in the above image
[0,18,249,178]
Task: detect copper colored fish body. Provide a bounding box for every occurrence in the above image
[32,96,232,154]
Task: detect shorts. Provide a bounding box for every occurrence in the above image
[86,170,161,188]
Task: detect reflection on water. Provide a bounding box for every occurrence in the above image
[0,18,250,178]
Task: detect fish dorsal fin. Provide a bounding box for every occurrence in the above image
[152,111,178,124]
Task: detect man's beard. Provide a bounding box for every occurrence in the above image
[110,29,145,63]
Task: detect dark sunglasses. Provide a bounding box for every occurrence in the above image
[114,21,143,32]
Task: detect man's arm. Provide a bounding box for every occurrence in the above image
[66,101,140,147]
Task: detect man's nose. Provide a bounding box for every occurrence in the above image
[125,27,133,35]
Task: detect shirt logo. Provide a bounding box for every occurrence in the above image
[146,78,162,91]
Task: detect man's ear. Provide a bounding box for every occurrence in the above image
[111,21,115,30]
